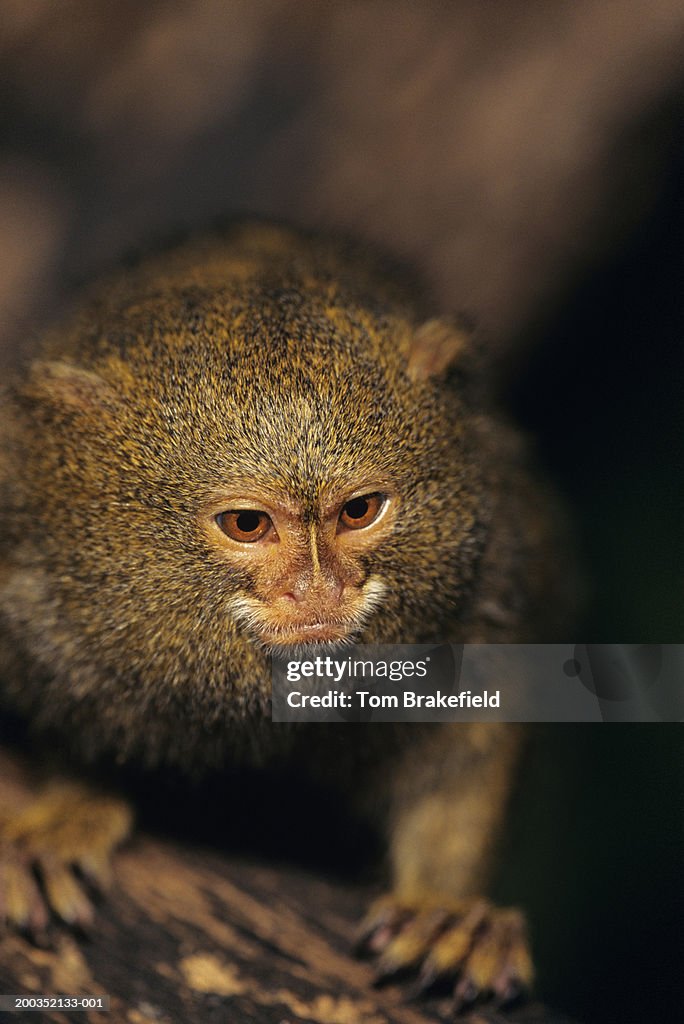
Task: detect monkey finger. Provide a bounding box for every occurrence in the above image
[355,895,412,955]
[451,909,532,1013]
[373,908,453,982]
[39,859,94,930]
[0,854,50,936]
[75,849,113,891]
[80,797,134,852]
[491,928,533,1005]
[452,973,480,1014]
[418,899,490,983]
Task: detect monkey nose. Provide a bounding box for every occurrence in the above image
[281,579,345,606]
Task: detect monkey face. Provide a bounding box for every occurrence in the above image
[205,485,393,651]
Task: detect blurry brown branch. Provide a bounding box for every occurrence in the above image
[0,752,579,1024]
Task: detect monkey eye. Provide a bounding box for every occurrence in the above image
[216,510,273,542]
[338,493,386,532]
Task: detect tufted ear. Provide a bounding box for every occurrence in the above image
[20,360,119,413]
[405,318,475,382]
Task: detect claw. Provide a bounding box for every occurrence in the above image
[413,962,439,996]
[2,855,41,932]
[453,974,479,1013]
[356,893,533,1016]
[0,783,132,938]
[41,859,94,929]
[491,953,529,1008]
[374,906,452,982]
[374,943,425,984]
[493,974,523,1008]
[355,897,411,956]
[76,851,112,892]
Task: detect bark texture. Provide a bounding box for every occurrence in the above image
[0,752,578,1024]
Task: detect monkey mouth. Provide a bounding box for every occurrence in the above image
[226,577,387,653]
[260,619,355,649]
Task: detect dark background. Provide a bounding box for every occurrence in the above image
[1,3,682,1022]
[506,113,683,1024]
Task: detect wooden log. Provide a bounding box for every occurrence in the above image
[0,752,578,1024]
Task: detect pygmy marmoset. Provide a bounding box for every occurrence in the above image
[0,222,571,1012]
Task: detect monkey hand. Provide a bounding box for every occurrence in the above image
[356,892,533,1015]
[0,781,132,939]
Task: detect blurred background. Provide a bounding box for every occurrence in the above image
[1,2,682,1021]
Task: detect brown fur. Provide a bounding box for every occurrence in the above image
[0,221,572,1001]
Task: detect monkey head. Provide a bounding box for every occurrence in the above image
[0,226,493,762]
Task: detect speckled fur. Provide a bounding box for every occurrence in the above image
[0,223,578,1002]
[0,222,567,779]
